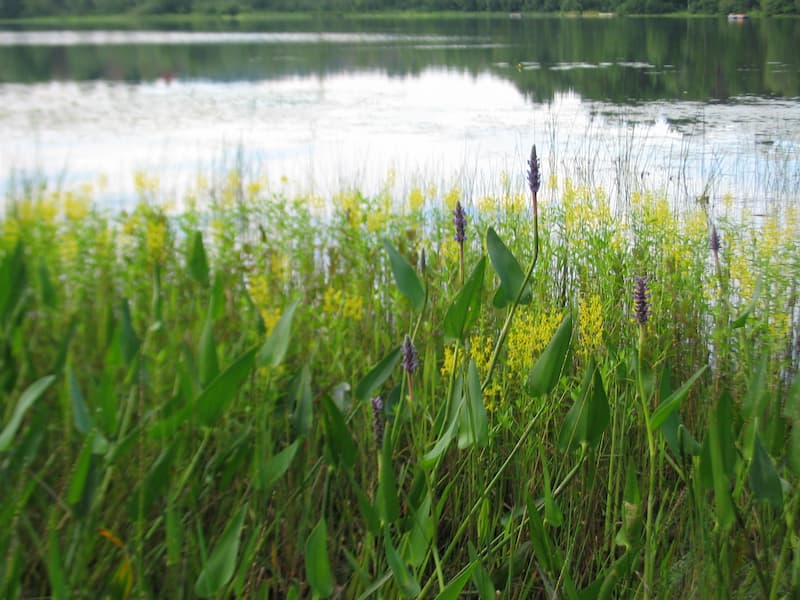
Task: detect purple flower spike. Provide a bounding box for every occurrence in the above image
[401,335,419,375]
[634,276,652,326]
[527,145,541,196]
[371,396,384,447]
[453,201,466,244]
[709,224,720,254]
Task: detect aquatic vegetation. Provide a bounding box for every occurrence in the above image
[0,156,799,599]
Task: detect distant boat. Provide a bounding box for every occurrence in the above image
[509,12,523,19]
[727,13,749,21]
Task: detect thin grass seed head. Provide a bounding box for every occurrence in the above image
[634,276,652,326]
[527,144,541,196]
[453,201,466,243]
[371,396,384,447]
[401,335,420,374]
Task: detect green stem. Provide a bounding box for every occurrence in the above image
[636,325,656,597]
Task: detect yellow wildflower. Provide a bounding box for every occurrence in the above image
[441,345,457,379]
[468,334,495,375]
[64,191,90,222]
[578,294,604,357]
[506,310,561,377]
[444,186,461,211]
[323,288,343,315]
[408,188,425,212]
[145,219,167,266]
[342,294,364,321]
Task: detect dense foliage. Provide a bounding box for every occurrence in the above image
[1,158,799,597]
[2,0,800,19]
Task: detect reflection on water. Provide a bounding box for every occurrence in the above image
[0,18,798,208]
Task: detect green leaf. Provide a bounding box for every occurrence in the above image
[615,463,642,550]
[487,227,531,308]
[194,505,247,597]
[37,261,56,308]
[305,518,334,598]
[458,359,488,449]
[47,526,68,600]
[468,542,496,600]
[355,346,401,402]
[67,366,91,435]
[350,474,381,536]
[434,562,476,600]
[540,441,563,527]
[322,396,356,470]
[707,392,736,531]
[0,242,27,328]
[731,278,762,329]
[749,435,783,509]
[650,365,707,430]
[198,308,219,388]
[558,361,609,452]
[129,443,177,518]
[377,430,400,524]
[291,365,313,438]
[195,348,256,427]
[786,372,800,477]
[0,375,56,452]
[259,440,300,491]
[66,431,95,507]
[383,240,425,312]
[119,299,140,367]
[443,257,485,342]
[405,493,433,568]
[526,313,573,397]
[384,527,421,597]
[188,230,210,287]
[256,300,299,369]
[422,396,462,468]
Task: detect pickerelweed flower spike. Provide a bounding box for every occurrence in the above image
[371,396,384,448]
[634,276,652,326]
[527,144,541,196]
[709,223,720,254]
[453,201,466,244]
[401,335,419,374]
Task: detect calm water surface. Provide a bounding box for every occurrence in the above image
[0,17,798,209]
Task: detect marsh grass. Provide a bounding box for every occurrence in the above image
[0,159,799,598]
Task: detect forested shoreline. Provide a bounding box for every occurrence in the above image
[1,0,799,21]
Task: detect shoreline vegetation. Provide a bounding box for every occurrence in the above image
[1,10,798,26]
[1,161,799,597]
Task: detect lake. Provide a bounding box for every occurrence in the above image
[0,16,798,210]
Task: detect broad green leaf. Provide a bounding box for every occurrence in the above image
[257,300,299,369]
[198,308,219,387]
[468,542,496,600]
[405,493,433,568]
[650,365,707,430]
[166,502,182,567]
[786,372,800,477]
[188,230,210,287]
[487,227,531,308]
[0,242,27,327]
[129,443,177,518]
[526,313,573,397]
[194,505,247,597]
[322,396,356,469]
[558,361,609,452]
[355,346,401,402]
[540,442,563,527]
[422,399,461,468]
[383,239,425,312]
[66,431,95,506]
[47,526,67,600]
[458,359,488,449]
[377,431,400,524]
[443,257,485,342]
[291,365,313,438]
[0,375,56,452]
[384,528,420,597]
[259,440,300,491]
[434,562,476,600]
[526,495,556,574]
[67,366,91,435]
[707,392,736,531]
[37,261,56,308]
[119,299,140,367]
[195,347,256,427]
[614,462,642,550]
[305,518,334,598]
[749,435,783,509]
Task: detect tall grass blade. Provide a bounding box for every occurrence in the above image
[195,347,256,427]
[321,395,356,469]
[384,527,420,597]
[187,230,210,288]
[434,561,476,600]
[355,346,401,402]
[194,504,247,597]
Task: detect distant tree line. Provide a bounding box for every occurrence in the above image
[1,0,798,19]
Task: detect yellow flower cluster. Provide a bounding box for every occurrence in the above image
[322,287,364,321]
[579,294,604,357]
[145,219,168,266]
[506,309,561,377]
[560,179,612,236]
[133,171,160,198]
[444,186,461,210]
[247,274,281,332]
[408,187,425,212]
[334,190,362,228]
